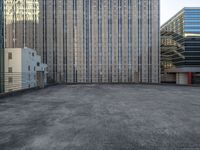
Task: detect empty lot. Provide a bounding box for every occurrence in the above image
[0,84,200,150]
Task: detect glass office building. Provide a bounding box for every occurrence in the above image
[1,0,160,84]
[161,8,200,84]
[161,7,200,69]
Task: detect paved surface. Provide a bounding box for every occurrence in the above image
[0,84,200,150]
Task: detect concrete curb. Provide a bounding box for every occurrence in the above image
[0,84,58,99]
[1,83,199,99]
[0,87,38,99]
[63,82,200,87]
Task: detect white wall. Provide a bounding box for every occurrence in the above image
[4,48,22,92]
[21,48,37,89]
[176,73,188,85]
[4,48,47,93]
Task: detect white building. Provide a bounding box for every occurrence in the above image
[4,47,47,93]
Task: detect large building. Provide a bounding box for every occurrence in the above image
[4,48,47,93]
[0,0,4,93]
[1,0,160,84]
[161,7,200,84]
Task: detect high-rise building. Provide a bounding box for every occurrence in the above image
[2,0,160,84]
[0,0,4,93]
[161,7,200,84]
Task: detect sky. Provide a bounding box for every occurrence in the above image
[161,0,200,25]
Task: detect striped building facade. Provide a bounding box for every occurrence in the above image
[3,0,160,83]
[0,0,4,92]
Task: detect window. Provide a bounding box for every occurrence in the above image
[8,67,12,73]
[28,66,30,71]
[37,62,40,66]
[8,77,13,83]
[8,52,12,59]
[32,53,35,56]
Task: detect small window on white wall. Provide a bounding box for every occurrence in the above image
[8,52,12,59]
[8,67,12,73]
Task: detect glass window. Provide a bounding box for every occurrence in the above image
[8,52,12,59]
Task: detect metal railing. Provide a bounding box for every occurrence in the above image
[0,69,161,94]
[0,72,39,94]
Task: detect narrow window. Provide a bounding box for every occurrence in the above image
[8,52,12,59]
[8,77,13,83]
[8,67,12,73]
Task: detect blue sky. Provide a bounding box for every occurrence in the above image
[161,0,200,25]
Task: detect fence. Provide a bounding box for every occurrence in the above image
[0,72,40,94]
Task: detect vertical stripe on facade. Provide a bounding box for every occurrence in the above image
[3,0,160,84]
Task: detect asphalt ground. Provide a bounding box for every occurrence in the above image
[0,84,200,150]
